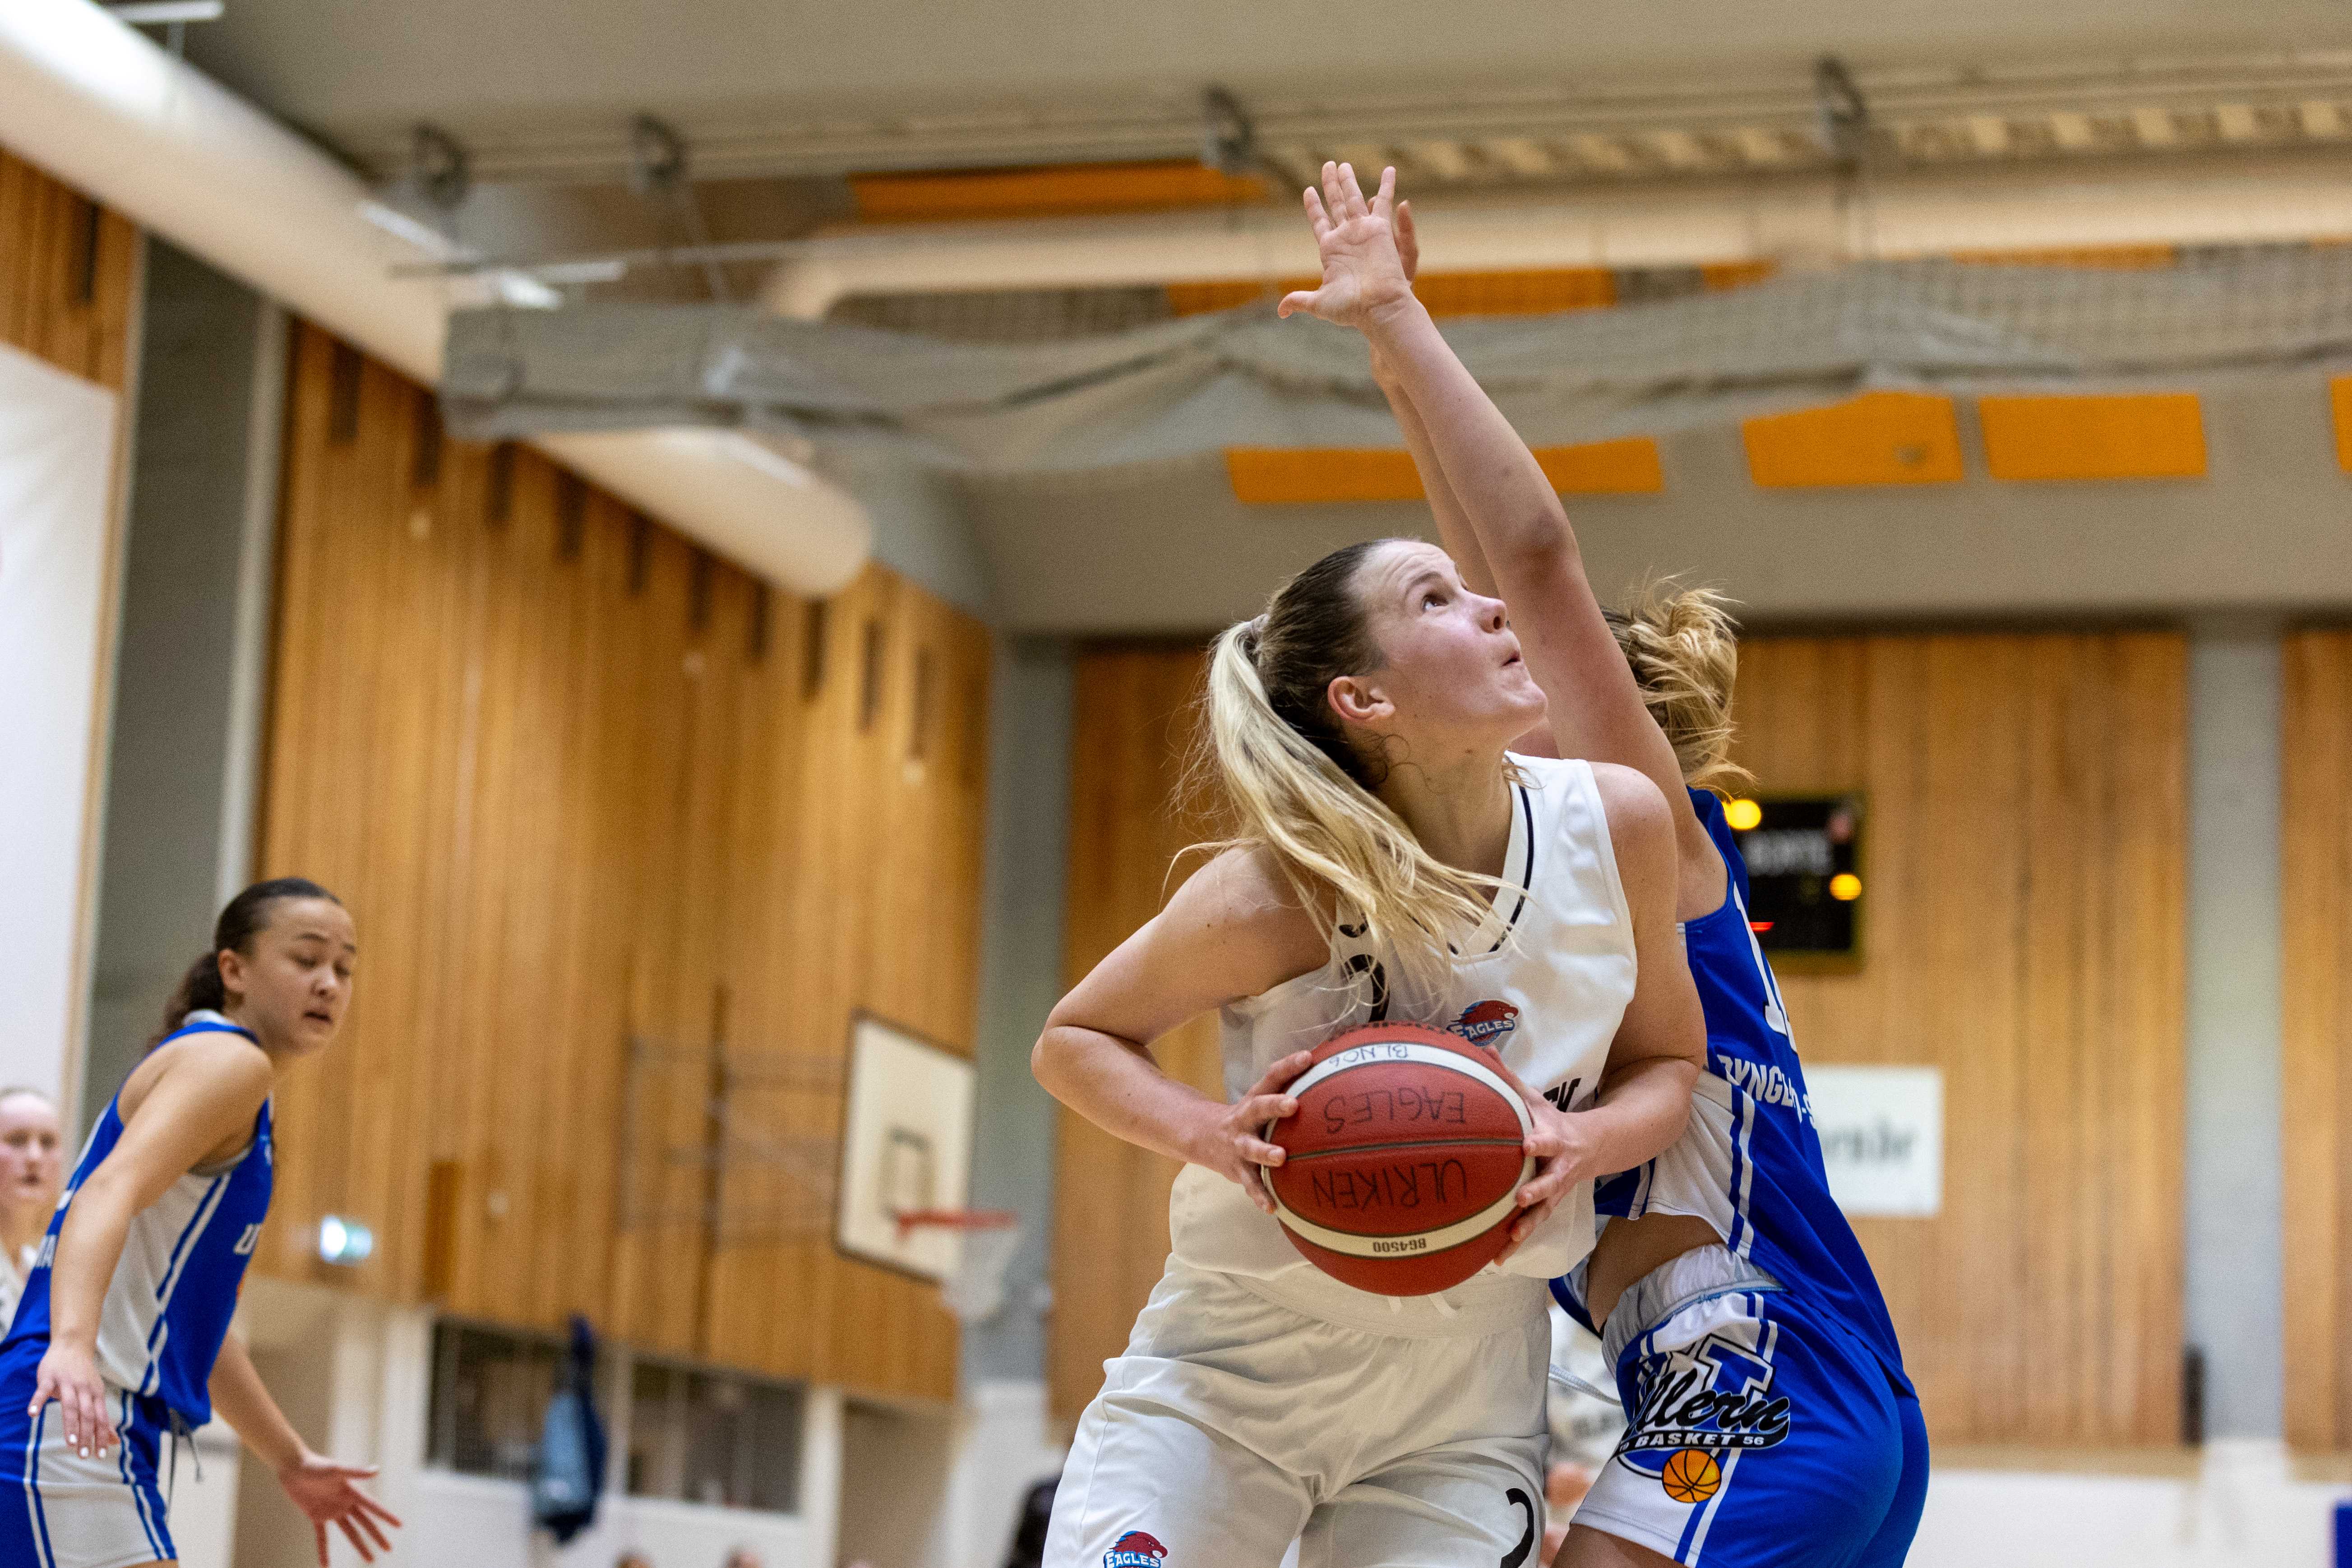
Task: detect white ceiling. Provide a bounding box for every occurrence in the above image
[187,0,2352,179]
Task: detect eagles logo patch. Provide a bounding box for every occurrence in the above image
[1451,999,1520,1048]
[1104,1530,1168,1567]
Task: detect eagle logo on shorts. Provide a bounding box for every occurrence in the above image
[1104,1531,1168,1566]
[1451,1000,1520,1049]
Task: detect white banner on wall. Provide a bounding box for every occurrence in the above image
[0,344,120,1103]
[1806,1064,1945,1218]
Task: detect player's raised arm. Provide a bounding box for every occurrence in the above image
[1289,162,1724,913]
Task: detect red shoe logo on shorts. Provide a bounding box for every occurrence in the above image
[1104,1530,1167,1567]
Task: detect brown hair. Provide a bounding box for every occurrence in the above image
[1604,581,1752,794]
[156,877,342,1047]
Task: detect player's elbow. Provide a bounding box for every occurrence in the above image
[1030,1005,1092,1100]
[1485,521,1582,582]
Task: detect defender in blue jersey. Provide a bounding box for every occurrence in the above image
[2,879,399,1568]
[1328,170,1926,1567]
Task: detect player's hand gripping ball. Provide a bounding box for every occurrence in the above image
[1261,1022,1534,1295]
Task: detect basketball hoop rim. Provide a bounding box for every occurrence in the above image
[892,1206,1017,1240]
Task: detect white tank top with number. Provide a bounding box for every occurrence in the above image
[1169,754,1640,1324]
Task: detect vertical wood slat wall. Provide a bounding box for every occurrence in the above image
[0,148,139,390]
[1732,632,2186,1448]
[2284,630,2352,1449]
[1048,648,1225,1421]
[1050,632,2188,1445]
[259,325,991,1399]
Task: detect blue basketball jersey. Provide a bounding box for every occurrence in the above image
[1561,791,1909,1392]
[4,1016,275,1426]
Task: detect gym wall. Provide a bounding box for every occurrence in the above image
[253,324,993,1401]
[0,148,140,1115]
[0,149,139,389]
[2283,628,2352,1450]
[1050,631,2190,1447]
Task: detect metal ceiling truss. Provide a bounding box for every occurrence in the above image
[340,51,2352,190]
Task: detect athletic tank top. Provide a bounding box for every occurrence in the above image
[1556,791,1911,1393]
[3,1014,275,1425]
[1171,755,1640,1311]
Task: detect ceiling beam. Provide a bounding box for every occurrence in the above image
[762,150,2352,317]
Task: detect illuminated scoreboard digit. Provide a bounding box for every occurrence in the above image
[1724,793,1864,967]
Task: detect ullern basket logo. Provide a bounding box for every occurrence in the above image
[1451,999,1520,1049]
[1104,1529,1167,1567]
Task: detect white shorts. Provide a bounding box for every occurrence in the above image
[0,1380,178,1568]
[1045,1257,1552,1568]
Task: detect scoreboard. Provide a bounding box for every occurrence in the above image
[1724,793,1864,967]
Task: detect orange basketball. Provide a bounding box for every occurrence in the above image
[1660,1448,1721,1504]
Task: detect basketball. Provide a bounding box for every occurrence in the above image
[1263,1022,1534,1295]
[1660,1448,1722,1504]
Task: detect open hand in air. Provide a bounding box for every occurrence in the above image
[1278,162,1415,331]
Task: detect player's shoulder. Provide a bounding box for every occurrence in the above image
[1587,760,1675,837]
[1167,845,1328,968]
[130,1029,273,1115]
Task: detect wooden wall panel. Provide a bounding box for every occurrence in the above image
[0,147,139,390]
[1049,645,1222,1423]
[1730,632,2186,1447]
[258,324,991,1400]
[1049,631,2188,1446]
[2285,630,2352,1449]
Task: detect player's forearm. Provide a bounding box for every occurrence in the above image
[1580,1056,1702,1174]
[208,1332,306,1473]
[1032,1024,1225,1166]
[1379,376,1499,598]
[1361,296,1580,573]
[45,1180,136,1351]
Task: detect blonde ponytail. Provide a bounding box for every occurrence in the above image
[1605,580,1751,794]
[1193,543,1514,1000]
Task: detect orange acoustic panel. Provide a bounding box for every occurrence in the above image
[1949,243,2179,270]
[1978,393,2207,481]
[1741,392,1965,488]
[1165,277,1317,316]
[1226,448,1427,504]
[1701,261,1778,291]
[1534,438,1665,494]
[1171,268,1616,319]
[1413,268,1616,316]
[1226,440,1665,504]
[851,160,1266,223]
[2333,377,2352,472]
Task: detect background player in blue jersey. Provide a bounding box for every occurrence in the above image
[1310,168,1927,1568]
[1,879,402,1568]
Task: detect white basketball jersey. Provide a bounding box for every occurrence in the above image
[1170,754,1640,1303]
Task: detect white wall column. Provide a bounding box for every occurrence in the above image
[2182,624,2285,1440]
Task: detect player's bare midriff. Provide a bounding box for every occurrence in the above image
[1583,1211,1722,1328]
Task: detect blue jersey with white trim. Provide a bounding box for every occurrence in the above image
[1561,791,1909,1392]
[2,1017,274,1426]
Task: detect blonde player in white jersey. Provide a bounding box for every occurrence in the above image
[1032,188,1709,1562]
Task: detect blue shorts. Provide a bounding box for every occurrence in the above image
[1568,1250,1927,1568]
[0,1337,179,1568]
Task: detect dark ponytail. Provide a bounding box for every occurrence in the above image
[155,877,342,1047]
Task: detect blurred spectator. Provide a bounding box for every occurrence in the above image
[0,1087,62,1330]
[1003,1473,1058,1568]
[721,1551,763,1568]
[613,1554,653,1568]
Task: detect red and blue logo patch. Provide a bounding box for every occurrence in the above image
[1451,999,1520,1049]
[1104,1530,1168,1567]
